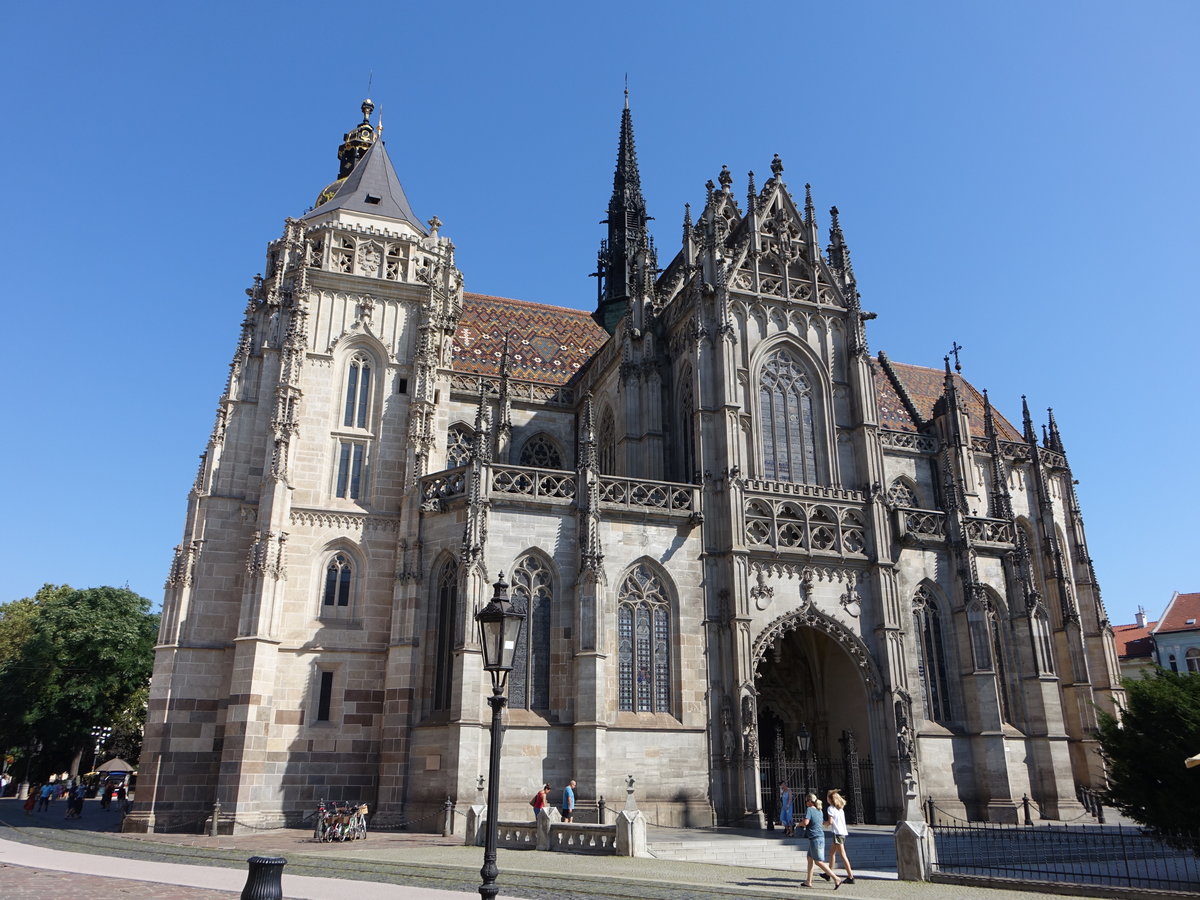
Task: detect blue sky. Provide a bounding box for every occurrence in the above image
[1,1,1196,629]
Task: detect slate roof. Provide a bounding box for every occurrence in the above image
[876,358,1024,441]
[302,139,426,232]
[453,293,609,385]
[1113,620,1158,660]
[1153,592,1200,635]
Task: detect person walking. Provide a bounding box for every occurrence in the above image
[530,784,550,820]
[37,782,53,812]
[800,793,841,889]
[561,780,576,823]
[825,789,855,884]
[779,782,795,837]
[23,784,37,816]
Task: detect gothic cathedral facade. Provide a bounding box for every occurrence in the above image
[127,99,1122,834]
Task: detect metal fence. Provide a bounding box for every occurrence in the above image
[932,820,1200,894]
[759,754,876,826]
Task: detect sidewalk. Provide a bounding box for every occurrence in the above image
[0,798,1105,899]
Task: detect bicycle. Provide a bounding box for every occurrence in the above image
[313,800,368,842]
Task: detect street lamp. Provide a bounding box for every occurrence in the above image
[796,724,812,797]
[475,571,525,900]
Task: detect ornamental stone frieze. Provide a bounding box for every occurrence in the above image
[751,605,879,686]
[290,508,402,532]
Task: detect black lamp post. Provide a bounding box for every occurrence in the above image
[796,724,812,796]
[475,571,525,900]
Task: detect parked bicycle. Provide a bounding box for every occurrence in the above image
[312,799,368,842]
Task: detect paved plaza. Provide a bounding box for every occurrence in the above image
[0,799,1116,899]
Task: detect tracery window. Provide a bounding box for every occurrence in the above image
[335,441,366,499]
[343,352,373,428]
[887,479,918,508]
[617,565,671,714]
[759,348,819,484]
[912,587,951,722]
[432,560,458,711]
[519,434,563,469]
[598,406,616,475]
[508,555,552,710]
[322,553,353,608]
[447,424,473,469]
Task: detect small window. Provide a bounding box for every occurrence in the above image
[447,424,473,468]
[364,194,382,205]
[519,433,563,469]
[323,554,352,608]
[397,378,408,394]
[317,671,334,722]
[335,441,366,499]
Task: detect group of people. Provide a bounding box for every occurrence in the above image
[20,778,127,818]
[530,779,576,822]
[778,783,856,890]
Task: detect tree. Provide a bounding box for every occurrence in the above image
[1098,669,1200,844]
[0,586,158,779]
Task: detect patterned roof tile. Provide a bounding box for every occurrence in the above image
[453,293,609,385]
[881,360,1024,441]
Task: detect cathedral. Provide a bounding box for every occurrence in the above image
[127,97,1123,834]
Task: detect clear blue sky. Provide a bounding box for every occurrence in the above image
[2,1,1196,629]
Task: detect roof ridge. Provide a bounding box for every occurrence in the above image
[463,292,597,316]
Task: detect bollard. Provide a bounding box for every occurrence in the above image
[1022,794,1032,826]
[241,855,286,900]
[211,799,222,837]
[597,795,606,824]
[442,794,454,837]
[925,796,934,825]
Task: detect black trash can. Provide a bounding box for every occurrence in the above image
[241,855,286,900]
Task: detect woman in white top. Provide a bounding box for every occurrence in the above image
[824,789,856,884]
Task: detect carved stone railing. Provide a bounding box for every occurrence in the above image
[879,430,938,454]
[964,516,1015,545]
[599,476,695,515]
[549,823,617,854]
[493,820,539,849]
[448,371,575,407]
[896,507,946,541]
[419,466,468,509]
[490,465,576,502]
[744,495,868,556]
[741,479,866,504]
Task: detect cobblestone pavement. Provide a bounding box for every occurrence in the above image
[0,800,1111,900]
[0,863,237,898]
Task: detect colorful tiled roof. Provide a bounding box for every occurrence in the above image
[1113,621,1158,659]
[453,293,610,385]
[1153,592,1200,635]
[877,359,1024,441]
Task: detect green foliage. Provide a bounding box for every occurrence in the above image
[0,586,158,778]
[1098,669,1200,841]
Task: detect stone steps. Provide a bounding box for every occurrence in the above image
[646,833,897,870]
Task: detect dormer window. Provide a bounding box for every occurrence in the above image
[365,194,382,205]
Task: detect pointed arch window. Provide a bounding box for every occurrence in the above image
[759,348,818,484]
[343,352,373,428]
[1030,605,1055,675]
[912,587,951,722]
[598,406,616,475]
[432,560,458,712]
[509,555,552,710]
[447,424,473,469]
[519,434,563,469]
[322,553,353,608]
[617,565,671,714]
[887,479,918,508]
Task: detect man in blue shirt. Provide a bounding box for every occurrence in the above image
[561,779,576,822]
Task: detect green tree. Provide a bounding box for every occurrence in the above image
[0,586,158,779]
[1098,669,1200,843]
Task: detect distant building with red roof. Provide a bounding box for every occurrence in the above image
[1112,608,1159,680]
[1151,592,1200,673]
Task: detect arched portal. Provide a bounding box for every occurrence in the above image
[752,612,880,824]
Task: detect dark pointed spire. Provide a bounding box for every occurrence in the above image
[826,205,855,281]
[1021,395,1037,443]
[682,203,695,267]
[1046,408,1065,454]
[983,390,1014,519]
[595,93,652,334]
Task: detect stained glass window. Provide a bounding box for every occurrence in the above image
[759,349,818,483]
[432,560,458,711]
[617,565,671,713]
[913,587,951,722]
[509,555,552,709]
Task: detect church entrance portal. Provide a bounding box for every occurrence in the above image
[755,624,877,824]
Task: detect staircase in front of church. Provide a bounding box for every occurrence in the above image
[645,825,899,875]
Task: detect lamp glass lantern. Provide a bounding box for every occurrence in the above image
[476,573,525,685]
[795,724,811,756]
